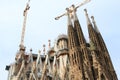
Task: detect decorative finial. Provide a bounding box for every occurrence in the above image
[84,9,87,13]
[71,4,75,8]
[84,9,91,25]
[43,44,46,55]
[91,16,100,33]
[66,8,70,13]
[48,40,51,48]
[91,16,94,20]
[38,50,41,54]
[30,48,32,52]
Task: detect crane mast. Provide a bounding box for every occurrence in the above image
[15,1,31,79]
[20,0,30,49]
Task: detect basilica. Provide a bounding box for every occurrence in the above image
[5,0,118,80]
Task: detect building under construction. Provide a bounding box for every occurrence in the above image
[5,0,118,80]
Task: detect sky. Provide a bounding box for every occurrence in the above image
[0,0,120,79]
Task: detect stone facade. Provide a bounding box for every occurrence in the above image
[6,8,118,80]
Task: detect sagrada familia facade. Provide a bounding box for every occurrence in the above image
[5,1,118,80]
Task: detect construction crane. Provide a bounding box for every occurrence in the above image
[55,0,91,20]
[19,0,30,49]
[15,0,31,65]
[14,1,31,79]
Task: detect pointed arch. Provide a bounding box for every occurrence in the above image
[101,74,105,80]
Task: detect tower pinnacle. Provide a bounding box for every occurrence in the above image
[91,16,100,33]
[84,9,92,26]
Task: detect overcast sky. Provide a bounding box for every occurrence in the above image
[0,0,120,79]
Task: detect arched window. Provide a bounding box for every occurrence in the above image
[101,74,105,80]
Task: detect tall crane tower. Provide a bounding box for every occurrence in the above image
[15,0,31,74]
[14,1,31,79]
[55,0,91,20]
[19,0,30,50]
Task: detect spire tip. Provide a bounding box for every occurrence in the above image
[71,4,75,8]
[91,16,100,33]
[30,48,32,52]
[84,9,87,13]
[38,50,41,53]
[84,9,91,25]
[66,8,69,12]
[91,16,94,19]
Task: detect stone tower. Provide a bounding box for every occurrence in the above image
[84,9,118,80]
[55,34,69,80]
[66,5,94,79]
[66,8,84,80]
[67,4,118,79]
[91,16,118,80]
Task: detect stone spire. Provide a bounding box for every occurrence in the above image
[91,16,118,80]
[71,6,94,80]
[84,9,92,26]
[91,16,106,51]
[72,5,86,45]
[84,9,101,50]
[66,7,85,80]
[66,8,78,48]
[91,16,100,33]
[84,11,118,79]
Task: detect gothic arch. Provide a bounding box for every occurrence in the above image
[101,74,105,80]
